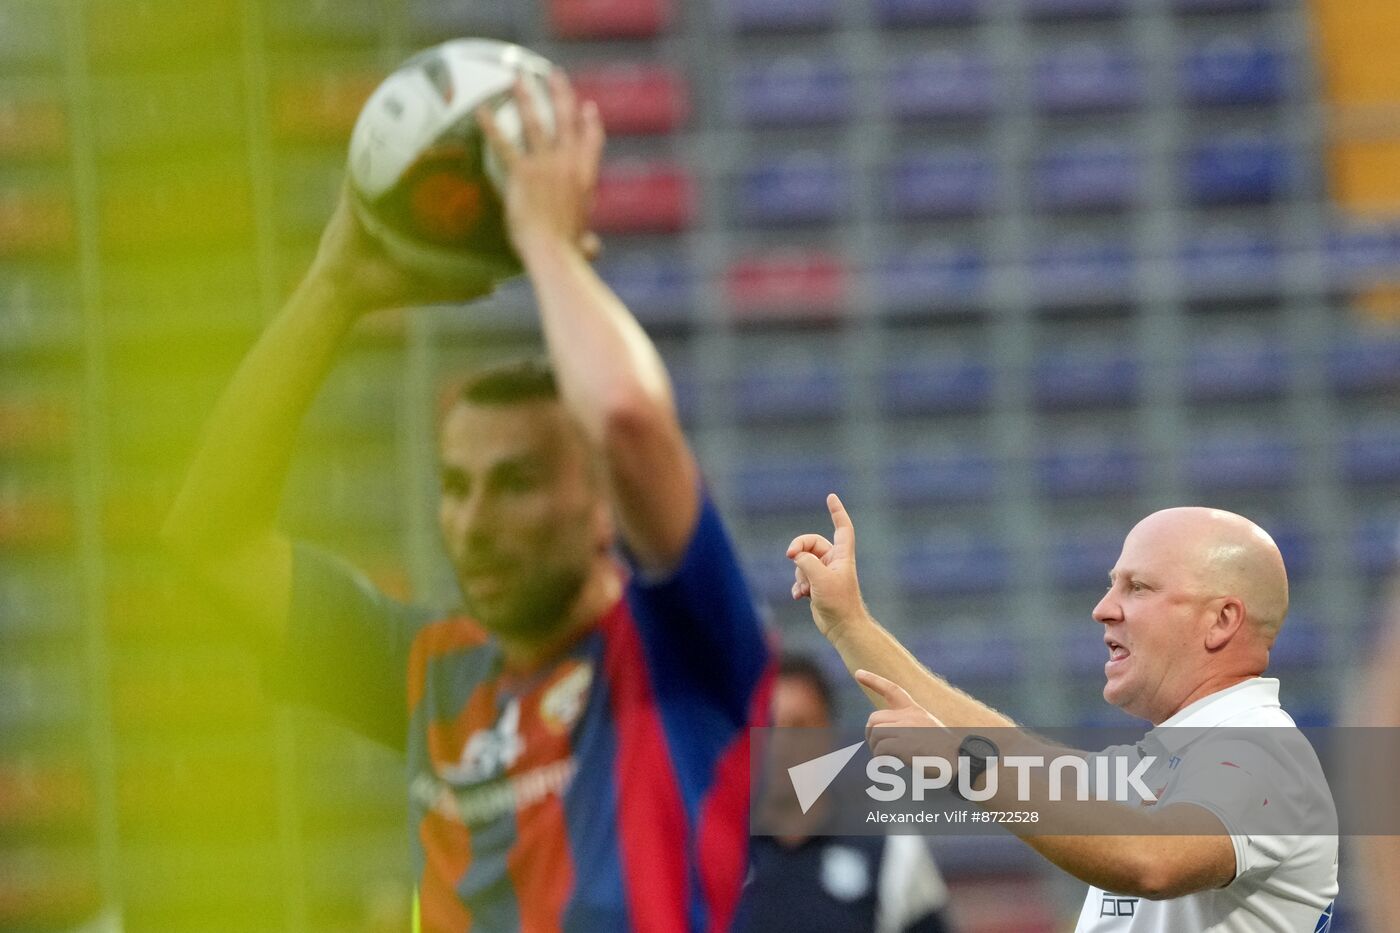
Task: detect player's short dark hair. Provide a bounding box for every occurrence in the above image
[457,357,558,406]
[779,652,836,718]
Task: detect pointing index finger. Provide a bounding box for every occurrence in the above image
[854,669,916,710]
[827,493,855,554]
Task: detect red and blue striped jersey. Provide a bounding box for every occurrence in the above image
[274,495,773,932]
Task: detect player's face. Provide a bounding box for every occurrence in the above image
[773,676,831,730]
[1092,519,1215,724]
[437,399,609,641]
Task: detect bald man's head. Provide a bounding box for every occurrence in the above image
[1128,507,1290,644]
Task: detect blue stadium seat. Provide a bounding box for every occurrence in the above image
[1036,439,1142,497]
[874,0,982,27]
[1032,347,1140,409]
[1327,332,1400,394]
[1179,227,1281,296]
[733,58,853,126]
[1048,528,1124,587]
[906,633,1023,682]
[733,458,850,514]
[1180,35,1288,106]
[1325,222,1400,288]
[1026,0,1129,17]
[735,365,844,422]
[744,552,799,602]
[886,150,998,219]
[896,537,1010,596]
[1184,336,1290,401]
[1271,522,1315,578]
[1185,432,1297,489]
[1033,138,1142,210]
[728,0,837,32]
[1341,422,1400,484]
[1184,135,1293,204]
[666,364,700,424]
[1029,238,1135,306]
[1032,43,1144,112]
[1353,515,1400,576]
[874,243,987,311]
[880,356,994,413]
[885,51,998,122]
[736,153,852,225]
[1268,620,1326,671]
[883,449,999,504]
[593,252,693,326]
[1173,0,1270,11]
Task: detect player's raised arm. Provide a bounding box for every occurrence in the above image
[478,72,700,575]
[160,190,492,648]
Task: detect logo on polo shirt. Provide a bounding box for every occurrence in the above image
[1099,894,1138,918]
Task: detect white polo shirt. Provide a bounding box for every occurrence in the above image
[1074,677,1338,933]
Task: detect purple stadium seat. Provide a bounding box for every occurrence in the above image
[874,243,987,311]
[1185,432,1297,489]
[883,450,999,504]
[1026,0,1128,17]
[666,364,700,424]
[1327,332,1400,394]
[896,537,1010,595]
[881,357,994,413]
[1268,619,1325,670]
[736,153,851,225]
[1184,135,1294,204]
[1032,348,1140,409]
[1341,422,1400,484]
[733,58,853,126]
[1029,238,1135,306]
[733,458,850,514]
[1180,35,1288,106]
[874,0,982,27]
[885,51,998,121]
[593,252,693,326]
[735,365,844,422]
[1267,522,1314,579]
[1324,222,1400,289]
[1048,528,1124,587]
[886,150,998,218]
[728,0,837,32]
[1036,439,1142,497]
[1184,336,1291,401]
[1032,43,1144,112]
[906,634,1023,682]
[1033,138,1143,210]
[1179,227,1282,297]
[1173,0,1270,11]
[1354,515,1400,576]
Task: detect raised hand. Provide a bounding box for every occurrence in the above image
[306,182,495,316]
[787,493,867,637]
[476,70,604,260]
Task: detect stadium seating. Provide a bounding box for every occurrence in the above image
[1184,335,1291,401]
[885,50,998,121]
[886,149,998,218]
[875,242,986,311]
[1184,134,1295,204]
[1036,439,1142,497]
[727,0,837,33]
[732,57,853,126]
[880,355,994,413]
[1032,138,1142,211]
[1185,431,1298,489]
[735,152,852,225]
[1032,43,1144,113]
[883,449,999,504]
[1180,34,1289,106]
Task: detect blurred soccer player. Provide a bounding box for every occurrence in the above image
[162,73,771,932]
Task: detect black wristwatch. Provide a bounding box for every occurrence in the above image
[954,734,999,799]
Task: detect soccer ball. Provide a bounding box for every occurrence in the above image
[347,39,556,283]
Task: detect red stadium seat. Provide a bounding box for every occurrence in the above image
[726,251,848,318]
[572,64,689,135]
[0,91,65,160]
[0,187,73,257]
[591,161,695,233]
[271,68,381,142]
[548,0,672,40]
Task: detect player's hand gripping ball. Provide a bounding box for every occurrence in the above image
[347,39,556,284]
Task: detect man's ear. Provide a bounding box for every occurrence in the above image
[1205,597,1248,651]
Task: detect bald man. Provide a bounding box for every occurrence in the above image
[787,496,1338,932]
